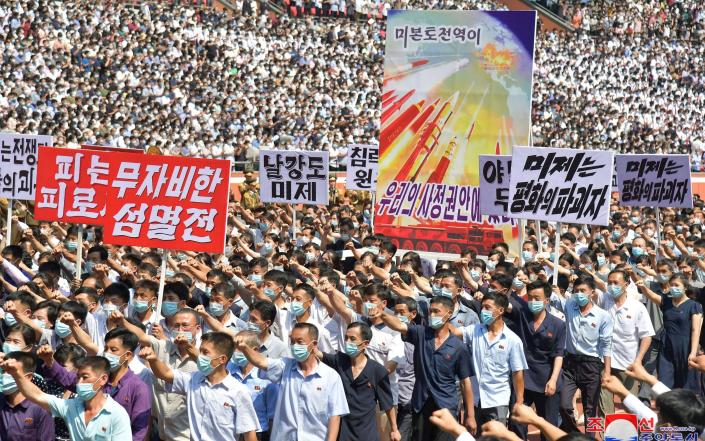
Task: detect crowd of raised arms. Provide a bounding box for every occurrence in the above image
[1,0,705,164]
[0,183,699,441]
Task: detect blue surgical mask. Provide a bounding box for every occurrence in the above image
[631,216,640,224]
[208,302,225,317]
[631,247,644,257]
[397,315,409,324]
[470,270,481,282]
[439,288,453,299]
[522,250,534,262]
[363,302,377,315]
[197,354,218,375]
[102,304,118,316]
[575,293,590,307]
[263,287,277,299]
[608,285,623,299]
[612,231,621,239]
[609,263,617,271]
[175,331,193,343]
[132,300,150,314]
[304,252,315,263]
[248,274,263,285]
[102,352,125,371]
[65,241,78,252]
[260,244,273,255]
[0,373,18,395]
[480,310,495,325]
[344,341,362,357]
[273,265,285,272]
[33,319,46,329]
[2,342,21,354]
[428,315,445,329]
[512,278,525,290]
[657,274,670,284]
[486,261,497,271]
[431,285,442,296]
[291,301,307,317]
[340,234,351,243]
[597,256,606,266]
[166,269,175,278]
[247,322,262,334]
[669,287,685,298]
[528,301,545,314]
[584,264,593,271]
[76,380,101,401]
[83,261,96,274]
[54,320,72,338]
[291,343,310,362]
[231,351,249,367]
[3,313,16,327]
[204,286,212,297]
[162,301,179,317]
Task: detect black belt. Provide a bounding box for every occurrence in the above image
[566,353,602,363]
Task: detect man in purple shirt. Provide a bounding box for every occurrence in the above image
[37,327,151,441]
[0,352,54,441]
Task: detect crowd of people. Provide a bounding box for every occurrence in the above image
[0,181,701,441]
[2,0,705,166]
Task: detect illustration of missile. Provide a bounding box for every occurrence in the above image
[381,93,399,110]
[381,89,396,102]
[425,136,459,184]
[381,89,415,125]
[380,98,426,148]
[393,92,458,183]
[383,59,430,85]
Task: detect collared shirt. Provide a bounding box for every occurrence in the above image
[321,352,393,441]
[0,395,54,441]
[450,302,480,328]
[204,311,247,334]
[461,323,527,408]
[261,357,349,441]
[278,313,335,353]
[46,394,131,441]
[596,293,655,370]
[404,325,472,413]
[563,298,613,359]
[150,336,198,441]
[512,301,567,393]
[169,370,260,440]
[44,361,152,441]
[259,333,288,359]
[228,365,278,432]
[396,342,415,406]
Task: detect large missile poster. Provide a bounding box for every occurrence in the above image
[376,10,536,256]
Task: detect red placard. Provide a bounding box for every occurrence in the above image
[102,154,231,253]
[80,144,144,154]
[34,147,110,224]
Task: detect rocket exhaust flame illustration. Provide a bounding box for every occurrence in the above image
[383,59,430,85]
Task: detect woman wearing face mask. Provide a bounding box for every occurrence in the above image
[640,274,703,391]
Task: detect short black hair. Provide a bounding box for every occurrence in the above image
[6,352,37,373]
[76,356,111,377]
[35,300,60,324]
[526,281,551,299]
[164,282,189,301]
[429,296,454,311]
[293,283,316,300]
[59,301,88,324]
[293,322,319,341]
[104,327,139,352]
[74,287,99,303]
[396,296,418,312]
[135,279,159,296]
[252,300,277,324]
[6,324,37,346]
[348,321,373,342]
[264,269,288,288]
[206,269,228,283]
[86,246,109,260]
[656,389,705,433]
[212,282,236,300]
[137,262,159,278]
[103,283,131,304]
[6,292,37,312]
[2,245,23,260]
[482,292,508,311]
[491,272,513,290]
[573,275,596,291]
[54,343,87,366]
[201,331,236,360]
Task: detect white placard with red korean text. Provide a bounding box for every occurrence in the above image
[0,133,53,200]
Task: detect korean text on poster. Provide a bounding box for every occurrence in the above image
[346,144,379,191]
[615,154,693,208]
[34,147,110,225]
[479,155,511,216]
[508,146,613,226]
[0,133,53,200]
[259,150,329,205]
[103,154,231,253]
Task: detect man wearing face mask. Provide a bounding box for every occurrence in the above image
[38,328,151,441]
[597,269,654,417]
[521,241,538,265]
[331,218,363,273]
[1,356,131,440]
[142,331,260,441]
[310,321,401,441]
[557,276,613,435]
[236,322,349,441]
[115,309,200,441]
[450,292,527,429]
[0,352,54,441]
[370,297,475,440]
[437,273,480,327]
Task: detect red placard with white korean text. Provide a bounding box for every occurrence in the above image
[102,153,231,253]
[34,147,110,224]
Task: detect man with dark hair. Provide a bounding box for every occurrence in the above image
[371,296,474,441]
[278,283,334,352]
[142,331,260,441]
[309,321,401,441]
[558,276,612,435]
[246,300,288,359]
[38,326,152,441]
[130,279,160,331]
[0,352,54,440]
[452,292,527,428]
[1,355,131,440]
[236,322,349,441]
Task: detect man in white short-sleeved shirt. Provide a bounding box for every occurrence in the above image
[141,331,260,441]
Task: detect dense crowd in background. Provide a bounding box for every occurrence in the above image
[2,0,705,167]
